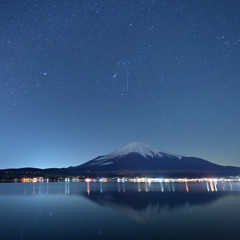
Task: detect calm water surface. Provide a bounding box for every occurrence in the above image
[1,181,240,240]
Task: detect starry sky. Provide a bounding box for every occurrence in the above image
[1,0,240,169]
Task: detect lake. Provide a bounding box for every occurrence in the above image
[1,181,240,240]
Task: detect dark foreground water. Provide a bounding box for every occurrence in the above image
[1,181,240,240]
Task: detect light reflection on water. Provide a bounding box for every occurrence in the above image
[1,181,240,240]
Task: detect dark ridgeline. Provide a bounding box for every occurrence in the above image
[1,142,240,179]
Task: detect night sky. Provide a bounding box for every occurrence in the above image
[1,0,240,169]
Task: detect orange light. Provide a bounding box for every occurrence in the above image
[210,181,214,192]
[185,181,189,192]
[85,178,92,182]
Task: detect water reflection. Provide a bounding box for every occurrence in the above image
[75,181,240,223]
[145,181,148,192]
[185,181,189,192]
[33,182,35,195]
[65,181,70,194]
[138,182,141,192]
[87,181,90,195]
[123,181,125,192]
[81,190,238,223]
[0,180,238,197]
[100,181,103,193]
[1,182,240,240]
[118,181,120,192]
[206,181,210,192]
[160,182,164,192]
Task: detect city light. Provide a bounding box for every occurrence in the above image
[5,176,240,183]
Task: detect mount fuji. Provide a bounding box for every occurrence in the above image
[69,142,240,178]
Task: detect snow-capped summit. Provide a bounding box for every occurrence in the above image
[100,142,182,160]
[80,142,182,168]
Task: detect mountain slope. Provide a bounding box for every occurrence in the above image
[70,142,240,177]
[79,142,182,168]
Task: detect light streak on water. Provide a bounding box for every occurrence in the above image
[222,181,225,191]
[87,182,90,195]
[185,182,189,192]
[160,182,164,192]
[65,181,70,194]
[138,182,141,192]
[145,181,149,192]
[214,180,217,192]
[100,181,103,193]
[206,182,209,192]
[122,181,125,192]
[209,180,214,192]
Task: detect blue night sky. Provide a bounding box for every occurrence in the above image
[0,0,240,169]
